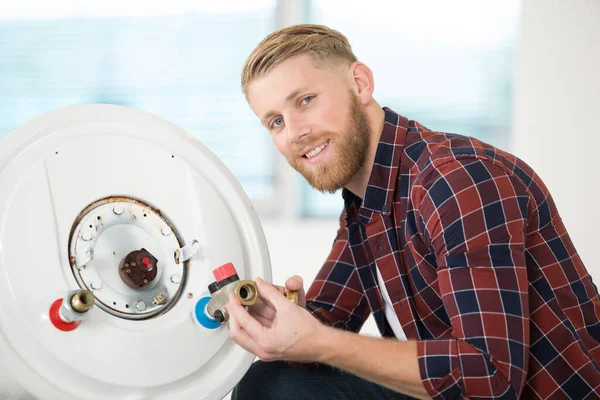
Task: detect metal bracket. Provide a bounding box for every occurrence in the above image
[175,240,200,264]
[76,248,95,270]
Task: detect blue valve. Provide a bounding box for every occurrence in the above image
[195,296,221,329]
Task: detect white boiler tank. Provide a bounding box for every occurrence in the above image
[0,104,270,399]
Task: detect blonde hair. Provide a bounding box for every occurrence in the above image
[241,24,357,94]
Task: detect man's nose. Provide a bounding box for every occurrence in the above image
[286,114,310,143]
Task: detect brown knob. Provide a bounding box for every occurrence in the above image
[119,248,158,288]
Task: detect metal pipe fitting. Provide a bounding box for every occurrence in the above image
[60,289,95,322]
[203,263,298,326]
[285,290,299,304]
[71,289,95,313]
[206,280,255,323]
[234,280,259,306]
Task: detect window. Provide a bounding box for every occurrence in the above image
[0,0,276,201]
[301,0,521,217]
[1,1,522,220]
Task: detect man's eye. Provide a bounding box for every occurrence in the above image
[300,96,313,105]
[271,117,284,128]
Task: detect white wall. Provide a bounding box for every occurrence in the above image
[262,219,339,286]
[262,219,381,335]
[511,0,600,278]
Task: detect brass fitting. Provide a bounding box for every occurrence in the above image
[234,280,259,306]
[207,279,259,323]
[70,289,95,313]
[204,263,300,325]
[60,289,95,322]
[285,290,299,304]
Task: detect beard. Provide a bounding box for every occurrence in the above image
[288,93,371,194]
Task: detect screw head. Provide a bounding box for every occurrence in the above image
[135,301,147,311]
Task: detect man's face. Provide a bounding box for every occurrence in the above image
[247,55,371,193]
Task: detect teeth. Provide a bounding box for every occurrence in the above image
[306,143,327,159]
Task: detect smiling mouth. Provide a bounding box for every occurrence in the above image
[303,141,329,159]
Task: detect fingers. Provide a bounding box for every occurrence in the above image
[249,309,274,328]
[285,275,304,291]
[226,293,265,339]
[256,277,292,310]
[228,308,266,357]
[275,284,286,296]
[250,297,277,322]
[253,283,286,309]
[285,275,306,307]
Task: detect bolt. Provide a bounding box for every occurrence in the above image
[187,293,193,299]
[91,281,102,290]
[113,205,124,215]
[81,231,92,241]
[161,227,172,236]
[135,301,147,311]
[170,274,181,284]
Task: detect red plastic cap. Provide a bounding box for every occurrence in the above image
[213,262,237,282]
[49,298,81,332]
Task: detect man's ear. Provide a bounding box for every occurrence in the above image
[349,61,375,105]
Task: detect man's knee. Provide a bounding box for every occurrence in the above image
[231,360,302,400]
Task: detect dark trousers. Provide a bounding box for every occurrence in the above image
[231,360,417,400]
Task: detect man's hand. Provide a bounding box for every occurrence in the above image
[226,277,323,362]
[227,277,430,398]
[246,275,306,328]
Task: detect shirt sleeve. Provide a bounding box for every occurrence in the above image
[305,211,371,333]
[412,158,531,399]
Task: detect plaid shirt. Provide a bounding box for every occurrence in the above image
[305,108,600,399]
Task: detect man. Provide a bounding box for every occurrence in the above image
[226,24,600,399]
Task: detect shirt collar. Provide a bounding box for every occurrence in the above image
[342,107,409,215]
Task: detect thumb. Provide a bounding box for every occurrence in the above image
[256,277,290,310]
[285,275,306,308]
[285,275,304,292]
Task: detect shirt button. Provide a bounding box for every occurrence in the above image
[378,243,384,253]
[382,206,389,212]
